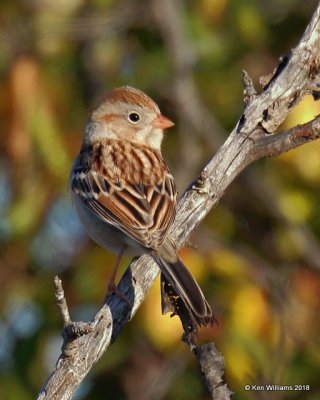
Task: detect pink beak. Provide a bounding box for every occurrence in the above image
[152,114,175,129]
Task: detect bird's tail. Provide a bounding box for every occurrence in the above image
[152,240,215,327]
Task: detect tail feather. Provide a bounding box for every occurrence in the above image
[152,241,215,326]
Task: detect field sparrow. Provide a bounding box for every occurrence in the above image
[71,86,214,326]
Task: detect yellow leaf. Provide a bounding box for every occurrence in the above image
[278,189,313,223]
[236,4,267,46]
[222,343,255,383]
[142,276,182,350]
[230,285,270,336]
[210,248,249,279]
[198,0,228,23]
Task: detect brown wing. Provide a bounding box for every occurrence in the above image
[71,146,177,250]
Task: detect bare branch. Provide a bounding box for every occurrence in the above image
[242,70,257,107]
[37,2,320,399]
[196,344,234,400]
[54,276,71,325]
[251,115,320,159]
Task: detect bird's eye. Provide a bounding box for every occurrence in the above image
[128,112,140,124]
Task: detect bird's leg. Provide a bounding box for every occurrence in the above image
[106,248,132,307]
[108,249,124,289]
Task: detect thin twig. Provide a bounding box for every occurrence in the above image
[54,276,71,325]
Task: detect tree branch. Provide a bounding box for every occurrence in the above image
[37,2,320,399]
[251,115,320,159]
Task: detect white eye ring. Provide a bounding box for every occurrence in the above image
[128,112,141,124]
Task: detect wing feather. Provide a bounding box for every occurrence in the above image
[71,141,177,250]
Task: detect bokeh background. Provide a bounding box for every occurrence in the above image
[1,0,320,399]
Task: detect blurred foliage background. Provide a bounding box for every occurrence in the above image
[1,0,320,399]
